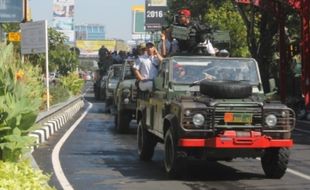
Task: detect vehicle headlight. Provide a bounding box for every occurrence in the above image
[192,113,205,127]
[123,98,129,104]
[265,114,277,127]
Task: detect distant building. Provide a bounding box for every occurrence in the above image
[75,24,106,40]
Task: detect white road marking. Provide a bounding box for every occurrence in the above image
[52,102,93,190]
[287,168,310,180]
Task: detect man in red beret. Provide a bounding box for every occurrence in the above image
[177,8,191,27]
[173,8,215,55]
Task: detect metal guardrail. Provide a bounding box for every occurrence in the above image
[36,96,84,125]
[30,96,85,149]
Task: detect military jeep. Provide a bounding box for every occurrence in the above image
[104,64,122,106]
[114,60,137,133]
[136,56,295,178]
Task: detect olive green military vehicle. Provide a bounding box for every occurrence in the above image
[114,60,137,133]
[104,64,122,106]
[136,56,295,178]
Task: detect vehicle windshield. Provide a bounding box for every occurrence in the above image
[172,57,259,85]
[123,65,136,80]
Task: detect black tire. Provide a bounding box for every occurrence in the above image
[94,86,100,100]
[200,80,252,99]
[137,121,157,161]
[164,128,183,176]
[115,110,131,133]
[261,148,290,179]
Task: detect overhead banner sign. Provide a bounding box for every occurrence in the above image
[52,0,75,42]
[145,0,167,31]
[76,40,117,57]
[0,0,24,22]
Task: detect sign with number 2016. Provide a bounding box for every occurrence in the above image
[145,0,167,31]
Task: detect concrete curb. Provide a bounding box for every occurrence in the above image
[30,98,85,150]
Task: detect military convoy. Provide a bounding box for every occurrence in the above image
[95,51,295,179]
[135,56,295,178]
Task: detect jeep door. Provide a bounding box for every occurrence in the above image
[150,59,170,137]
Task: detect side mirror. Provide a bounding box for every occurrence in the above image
[268,78,278,92]
[168,81,173,89]
[265,78,279,100]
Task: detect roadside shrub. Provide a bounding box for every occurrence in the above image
[0,160,55,190]
[50,83,70,105]
[60,72,84,96]
[0,43,44,161]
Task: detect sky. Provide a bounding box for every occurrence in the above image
[29,0,145,41]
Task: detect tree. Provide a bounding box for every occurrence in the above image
[27,28,79,75]
[232,0,300,93]
[205,1,250,57]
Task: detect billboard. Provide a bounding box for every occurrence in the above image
[132,5,145,34]
[76,40,117,57]
[145,0,167,31]
[52,0,75,42]
[0,0,24,22]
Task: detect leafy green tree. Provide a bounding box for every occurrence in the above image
[232,1,300,93]
[0,23,20,34]
[27,28,79,76]
[205,1,249,57]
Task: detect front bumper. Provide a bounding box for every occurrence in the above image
[178,131,293,148]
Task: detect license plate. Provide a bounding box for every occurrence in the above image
[224,113,253,123]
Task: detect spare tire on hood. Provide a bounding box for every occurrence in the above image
[200,80,252,99]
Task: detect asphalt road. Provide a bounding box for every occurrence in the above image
[33,88,310,190]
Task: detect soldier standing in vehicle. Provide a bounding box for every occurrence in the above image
[174,8,216,55]
[133,42,163,91]
[158,27,179,57]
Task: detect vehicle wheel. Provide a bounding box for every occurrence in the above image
[164,128,183,176]
[137,121,157,161]
[261,148,290,179]
[200,80,252,99]
[94,86,100,100]
[116,110,131,133]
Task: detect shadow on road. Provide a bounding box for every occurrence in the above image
[292,130,310,146]
[72,145,266,183]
